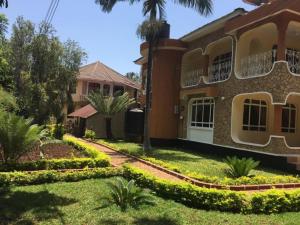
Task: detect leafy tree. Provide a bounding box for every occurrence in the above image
[0,112,44,163]
[103,177,155,211]
[87,91,135,139]
[8,17,86,124]
[96,0,213,151]
[125,72,141,83]
[0,14,12,89]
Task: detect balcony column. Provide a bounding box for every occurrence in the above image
[276,20,289,61]
[109,85,114,96]
[203,55,209,76]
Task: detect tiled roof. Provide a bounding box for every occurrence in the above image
[78,61,140,89]
[68,104,97,118]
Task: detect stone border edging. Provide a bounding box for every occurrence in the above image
[89,139,300,191]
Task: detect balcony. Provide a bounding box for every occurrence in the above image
[181,69,204,87]
[240,49,276,78]
[207,53,232,83]
[286,49,300,74]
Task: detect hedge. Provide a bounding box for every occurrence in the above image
[0,168,121,187]
[123,165,300,214]
[63,135,110,162]
[0,158,110,172]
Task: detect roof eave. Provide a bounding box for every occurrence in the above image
[180,8,247,42]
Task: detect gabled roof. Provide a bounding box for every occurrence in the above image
[78,61,140,89]
[68,104,97,118]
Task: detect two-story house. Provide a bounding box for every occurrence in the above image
[71,61,140,111]
[68,61,140,137]
[136,0,300,158]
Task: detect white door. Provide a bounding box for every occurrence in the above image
[187,98,214,144]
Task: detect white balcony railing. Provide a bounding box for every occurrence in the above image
[240,49,276,78]
[181,68,204,87]
[286,49,300,74]
[208,61,231,83]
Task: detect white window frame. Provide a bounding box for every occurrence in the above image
[189,97,215,130]
[243,99,268,131]
[281,103,297,133]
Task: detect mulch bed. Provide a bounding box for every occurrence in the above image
[14,143,84,163]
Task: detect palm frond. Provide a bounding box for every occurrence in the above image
[224,156,260,178]
[0,0,8,8]
[104,177,156,211]
[0,111,44,163]
[86,91,135,118]
[174,0,213,16]
[95,0,141,13]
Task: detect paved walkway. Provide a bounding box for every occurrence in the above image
[81,140,182,182]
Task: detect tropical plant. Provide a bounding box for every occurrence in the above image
[95,0,213,151]
[0,88,17,112]
[224,156,260,178]
[104,177,155,211]
[84,129,96,140]
[86,91,135,139]
[0,111,45,163]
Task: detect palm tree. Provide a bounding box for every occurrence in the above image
[95,0,213,151]
[0,112,45,163]
[86,91,135,139]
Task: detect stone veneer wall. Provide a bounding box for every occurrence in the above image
[179,37,300,155]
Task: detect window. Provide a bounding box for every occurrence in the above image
[282,104,296,133]
[88,83,100,94]
[103,84,110,96]
[243,99,267,131]
[113,86,124,95]
[190,98,214,128]
[210,52,232,82]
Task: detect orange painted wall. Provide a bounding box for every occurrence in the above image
[148,48,184,139]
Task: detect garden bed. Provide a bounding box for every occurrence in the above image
[0,136,110,172]
[17,143,84,162]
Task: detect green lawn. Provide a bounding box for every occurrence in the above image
[97,140,288,178]
[1,178,300,225]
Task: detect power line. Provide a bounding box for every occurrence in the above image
[44,0,55,23]
[44,0,60,25]
[48,0,60,24]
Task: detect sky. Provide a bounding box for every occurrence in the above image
[1,0,255,75]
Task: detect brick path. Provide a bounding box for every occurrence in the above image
[81,140,182,182]
[80,139,300,192]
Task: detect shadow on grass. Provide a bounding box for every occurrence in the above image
[0,190,77,225]
[99,217,179,225]
[149,149,221,163]
[133,216,180,225]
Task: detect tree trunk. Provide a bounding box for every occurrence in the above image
[143,39,154,151]
[105,117,113,140]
